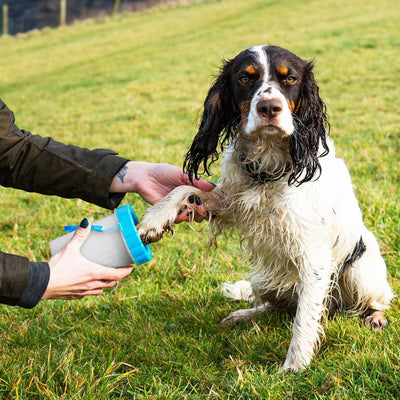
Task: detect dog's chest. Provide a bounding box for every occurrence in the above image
[222,181,304,297]
[220,152,321,260]
[224,181,299,248]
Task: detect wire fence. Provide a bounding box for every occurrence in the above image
[0,0,172,36]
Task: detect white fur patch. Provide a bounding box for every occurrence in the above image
[221,280,254,302]
[244,46,294,136]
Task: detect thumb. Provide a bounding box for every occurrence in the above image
[67,217,91,252]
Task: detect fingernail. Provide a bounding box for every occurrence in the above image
[188,195,195,204]
[79,218,89,228]
[195,197,202,206]
[207,181,217,187]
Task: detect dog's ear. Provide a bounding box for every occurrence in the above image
[184,59,239,180]
[289,61,330,186]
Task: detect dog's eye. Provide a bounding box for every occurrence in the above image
[286,75,297,84]
[239,76,250,84]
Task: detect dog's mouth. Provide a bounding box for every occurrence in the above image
[262,123,282,133]
[255,123,289,137]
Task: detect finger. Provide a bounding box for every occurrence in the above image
[92,265,134,281]
[183,174,216,191]
[83,280,117,290]
[100,280,117,288]
[60,295,85,300]
[59,280,116,297]
[194,180,216,191]
[67,218,92,252]
[77,289,104,296]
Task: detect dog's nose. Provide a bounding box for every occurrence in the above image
[256,99,283,118]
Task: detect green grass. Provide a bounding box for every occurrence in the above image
[0,0,399,398]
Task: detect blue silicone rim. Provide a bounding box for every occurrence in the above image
[115,205,152,265]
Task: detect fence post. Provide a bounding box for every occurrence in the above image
[111,0,121,16]
[60,0,66,26]
[2,4,8,36]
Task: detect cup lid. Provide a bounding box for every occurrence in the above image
[115,205,152,265]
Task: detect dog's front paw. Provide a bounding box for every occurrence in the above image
[137,184,221,245]
[282,344,313,373]
[281,359,300,373]
[137,224,173,245]
[137,211,176,244]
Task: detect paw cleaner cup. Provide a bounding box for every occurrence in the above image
[50,205,152,267]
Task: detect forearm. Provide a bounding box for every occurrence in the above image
[109,161,216,205]
[109,161,151,195]
[109,161,137,193]
[0,100,129,209]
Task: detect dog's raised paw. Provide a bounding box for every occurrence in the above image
[138,225,174,245]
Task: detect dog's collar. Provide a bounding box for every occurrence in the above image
[239,153,292,183]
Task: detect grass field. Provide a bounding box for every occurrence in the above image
[0,0,399,398]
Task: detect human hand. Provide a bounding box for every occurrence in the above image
[110,161,215,222]
[42,219,134,300]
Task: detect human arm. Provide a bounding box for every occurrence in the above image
[109,161,215,205]
[0,99,214,211]
[0,99,128,209]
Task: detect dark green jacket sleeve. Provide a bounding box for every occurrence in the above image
[0,98,130,308]
[0,252,30,306]
[0,99,129,208]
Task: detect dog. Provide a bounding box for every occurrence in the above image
[137,45,394,371]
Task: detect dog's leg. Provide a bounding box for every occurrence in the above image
[220,280,272,324]
[138,185,224,244]
[341,230,394,330]
[221,302,272,325]
[282,262,332,372]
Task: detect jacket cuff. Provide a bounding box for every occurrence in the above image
[108,191,126,210]
[0,252,30,306]
[17,262,50,309]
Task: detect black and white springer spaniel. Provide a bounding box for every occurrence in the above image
[138,45,394,371]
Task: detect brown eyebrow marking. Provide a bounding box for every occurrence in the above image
[278,65,289,76]
[246,65,257,74]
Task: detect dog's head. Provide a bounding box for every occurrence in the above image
[184,45,329,185]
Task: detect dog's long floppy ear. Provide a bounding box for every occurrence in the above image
[289,61,330,186]
[184,59,240,180]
